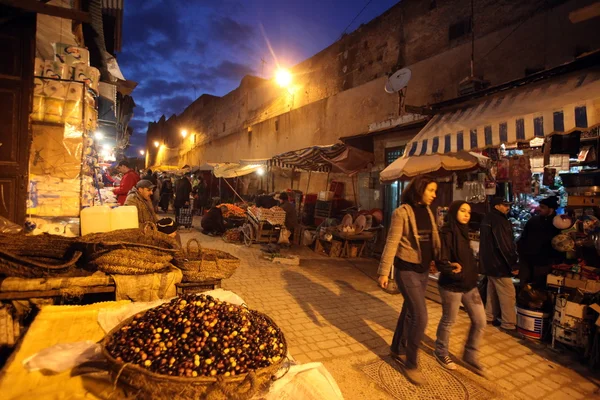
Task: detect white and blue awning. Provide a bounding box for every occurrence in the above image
[406,68,600,156]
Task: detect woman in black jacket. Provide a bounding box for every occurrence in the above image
[433,201,486,376]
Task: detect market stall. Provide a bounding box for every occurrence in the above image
[381,57,600,365]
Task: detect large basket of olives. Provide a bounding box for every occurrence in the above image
[101,293,287,400]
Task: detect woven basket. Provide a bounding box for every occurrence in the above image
[176,239,239,282]
[78,223,180,256]
[0,233,82,278]
[100,309,287,400]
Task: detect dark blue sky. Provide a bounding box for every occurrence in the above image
[119,0,399,156]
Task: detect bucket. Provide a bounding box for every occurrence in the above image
[516,307,550,340]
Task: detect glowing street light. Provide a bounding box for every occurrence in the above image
[140,150,145,156]
[256,167,265,176]
[94,131,104,140]
[153,141,160,148]
[181,129,188,138]
[275,68,292,88]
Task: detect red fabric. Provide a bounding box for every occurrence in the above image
[113,170,140,205]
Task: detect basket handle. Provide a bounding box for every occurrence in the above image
[207,370,258,400]
[143,222,158,235]
[186,238,202,257]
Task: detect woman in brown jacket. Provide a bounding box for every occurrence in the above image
[378,175,440,385]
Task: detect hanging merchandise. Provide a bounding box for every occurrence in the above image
[496,158,510,181]
[509,156,532,195]
[543,168,557,187]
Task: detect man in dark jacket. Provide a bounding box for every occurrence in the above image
[174,173,193,219]
[480,197,518,330]
[517,196,561,287]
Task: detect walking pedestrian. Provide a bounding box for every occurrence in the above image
[159,177,173,213]
[480,197,519,331]
[378,175,441,385]
[174,172,193,219]
[434,201,486,376]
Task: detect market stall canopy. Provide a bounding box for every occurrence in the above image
[213,163,264,178]
[269,144,373,174]
[405,66,600,156]
[380,152,491,183]
[239,158,270,166]
[192,163,217,172]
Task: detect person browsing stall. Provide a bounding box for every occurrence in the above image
[278,192,298,233]
[480,197,519,331]
[377,175,441,385]
[434,201,486,377]
[113,160,140,205]
[517,196,561,287]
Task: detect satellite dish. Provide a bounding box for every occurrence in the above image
[385,68,412,93]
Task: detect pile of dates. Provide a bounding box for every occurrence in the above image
[105,294,285,378]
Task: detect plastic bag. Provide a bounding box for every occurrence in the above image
[278,228,291,244]
[265,362,344,400]
[0,215,22,233]
[302,230,316,246]
[23,341,103,373]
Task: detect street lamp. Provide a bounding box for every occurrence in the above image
[153,141,160,148]
[275,68,292,88]
[256,167,265,176]
[140,150,145,156]
[181,129,188,138]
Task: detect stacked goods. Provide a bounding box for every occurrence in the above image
[175,239,239,281]
[248,206,286,226]
[216,204,245,218]
[223,229,241,243]
[78,224,179,275]
[102,294,286,399]
[28,174,95,217]
[0,233,81,278]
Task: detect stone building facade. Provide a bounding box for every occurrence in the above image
[146,0,599,201]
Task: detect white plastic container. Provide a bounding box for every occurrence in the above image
[110,206,139,231]
[80,205,111,236]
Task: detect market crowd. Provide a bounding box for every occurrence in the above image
[378,175,561,385]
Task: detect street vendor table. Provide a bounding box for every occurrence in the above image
[331,231,374,258]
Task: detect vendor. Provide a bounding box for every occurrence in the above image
[201,205,228,235]
[278,192,297,234]
[113,160,140,205]
[517,196,561,287]
[125,179,158,225]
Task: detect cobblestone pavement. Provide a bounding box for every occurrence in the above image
[179,226,600,400]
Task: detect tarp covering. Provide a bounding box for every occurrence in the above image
[269,144,373,174]
[380,152,491,183]
[213,163,264,178]
[406,66,600,156]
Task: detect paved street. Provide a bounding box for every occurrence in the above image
[180,227,599,400]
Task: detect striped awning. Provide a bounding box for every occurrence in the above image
[269,144,347,172]
[406,68,600,156]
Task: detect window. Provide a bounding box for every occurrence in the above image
[275,117,279,132]
[449,19,471,41]
[385,146,405,166]
[222,122,226,132]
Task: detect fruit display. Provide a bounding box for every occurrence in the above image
[104,294,286,378]
[217,203,246,218]
[223,228,241,243]
[248,206,286,226]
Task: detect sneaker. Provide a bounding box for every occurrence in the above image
[390,351,407,367]
[433,351,457,370]
[403,367,426,385]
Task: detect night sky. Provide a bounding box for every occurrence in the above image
[119,0,399,157]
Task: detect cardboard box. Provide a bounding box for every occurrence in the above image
[564,277,587,290]
[564,301,593,319]
[590,304,600,327]
[547,274,565,287]
[585,280,600,293]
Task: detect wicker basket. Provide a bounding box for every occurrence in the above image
[0,233,82,278]
[100,309,287,400]
[176,239,240,282]
[78,223,180,256]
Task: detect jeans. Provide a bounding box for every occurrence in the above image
[391,269,429,369]
[435,287,486,362]
[485,277,517,329]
